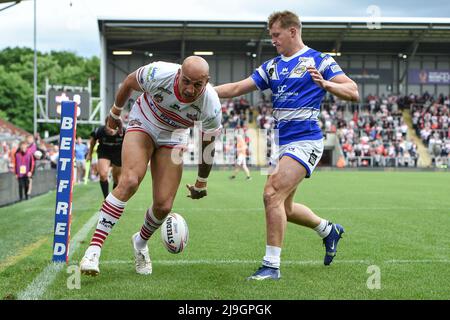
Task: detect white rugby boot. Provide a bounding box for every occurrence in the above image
[131,232,152,275]
[80,247,101,276]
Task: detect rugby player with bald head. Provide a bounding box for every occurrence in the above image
[80,56,222,276]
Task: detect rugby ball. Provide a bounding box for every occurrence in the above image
[161,213,189,254]
[33,150,43,160]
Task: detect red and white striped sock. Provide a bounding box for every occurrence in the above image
[87,193,126,255]
[134,208,164,250]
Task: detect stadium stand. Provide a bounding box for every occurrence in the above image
[0,119,55,174]
[410,93,450,168]
[228,93,449,168]
[332,94,419,168]
[0,118,58,206]
[221,97,255,129]
[0,118,29,173]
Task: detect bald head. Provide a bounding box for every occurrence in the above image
[181,56,209,79]
[177,56,210,102]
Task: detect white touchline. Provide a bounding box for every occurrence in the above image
[168,207,444,212]
[98,259,450,265]
[17,212,99,300]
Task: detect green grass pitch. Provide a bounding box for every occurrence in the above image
[0,170,449,300]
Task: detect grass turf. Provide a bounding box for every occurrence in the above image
[0,170,449,300]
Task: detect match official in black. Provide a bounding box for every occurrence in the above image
[87,120,124,198]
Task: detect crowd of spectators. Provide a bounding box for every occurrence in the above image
[321,93,419,167]
[410,92,450,168]
[2,92,449,172]
[220,94,277,130]
[217,92,450,168]
[221,96,254,129]
[0,122,59,175]
[255,93,275,130]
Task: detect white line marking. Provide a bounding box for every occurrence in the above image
[384,259,450,264]
[17,212,99,300]
[98,259,450,266]
[169,207,445,212]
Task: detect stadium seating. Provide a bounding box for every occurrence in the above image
[213,93,450,168]
[2,93,448,170]
[331,95,419,168]
[410,93,450,168]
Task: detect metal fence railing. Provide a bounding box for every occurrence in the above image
[0,169,57,207]
[345,156,421,168]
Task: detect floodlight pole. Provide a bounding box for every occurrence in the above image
[33,0,37,135]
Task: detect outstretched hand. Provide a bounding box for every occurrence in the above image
[186,183,207,200]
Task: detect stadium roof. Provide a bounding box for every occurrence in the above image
[98,17,450,56]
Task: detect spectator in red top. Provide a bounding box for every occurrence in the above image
[15,141,35,201]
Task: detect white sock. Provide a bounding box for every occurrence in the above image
[262,245,281,269]
[134,233,148,250]
[314,219,332,238]
[89,193,127,249]
[136,208,165,250]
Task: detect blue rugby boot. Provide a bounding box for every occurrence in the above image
[323,223,345,266]
[247,265,281,281]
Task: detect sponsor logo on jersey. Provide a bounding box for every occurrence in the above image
[280,67,289,76]
[159,112,183,128]
[287,146,296,152]
[277,85,287,93]
[157,87,173,95]
[190,104,202,114]
[267,65,279,80]
[169,103,181,111]
[308,150,318,166]
[299,57,315,66]
[273,84,298,102]
[154,94,164,103]
[186,113,198,121]
[148,100,184,128]
[289,57,315,79]
[331,64,342,73]
[128,119,142,127]
[147,66,158,81]
[292,66,307,77]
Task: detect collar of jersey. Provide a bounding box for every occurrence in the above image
[280,46,310,62]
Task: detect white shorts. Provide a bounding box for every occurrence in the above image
[126,104,189,148]
[236,154,246,166]
[269,139,324,178]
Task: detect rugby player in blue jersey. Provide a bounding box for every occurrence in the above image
[215,11,359,280]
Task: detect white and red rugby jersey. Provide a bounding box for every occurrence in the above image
[134,61,222,134]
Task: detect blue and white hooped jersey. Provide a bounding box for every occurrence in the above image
[251,46,345,145]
